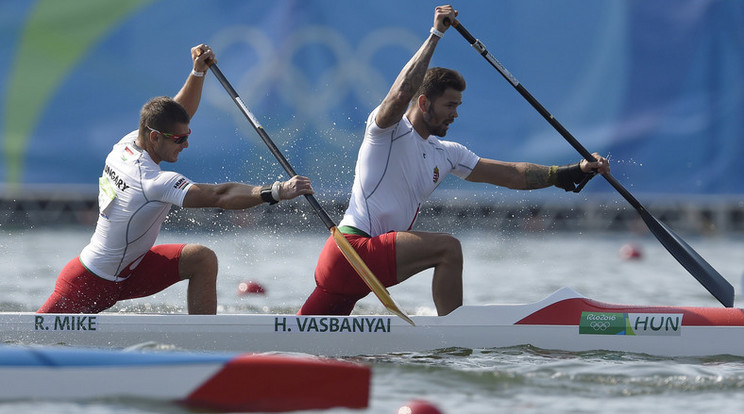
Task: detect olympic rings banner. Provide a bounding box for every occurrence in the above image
[1,0,742,198]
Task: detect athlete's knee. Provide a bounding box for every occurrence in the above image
[180,244,218,281]
[188,244,218,267]
[435,233,463,264]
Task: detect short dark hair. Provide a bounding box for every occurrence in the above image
[138,96,190,138]
[412,67,466,104]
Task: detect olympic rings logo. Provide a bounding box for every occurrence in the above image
[206,25,421,146]
[589,321,610,331]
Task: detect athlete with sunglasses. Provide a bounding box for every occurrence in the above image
[39,44,313,314]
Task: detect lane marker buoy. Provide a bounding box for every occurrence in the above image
[238,281,266,295]
[619,243,643,260]
[397,399,444,414]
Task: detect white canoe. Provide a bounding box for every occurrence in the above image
[3,287,744,357]
[0,345,370,411]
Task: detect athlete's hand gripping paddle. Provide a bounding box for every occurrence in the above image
[208,62,415,325]
[448,19,734,307]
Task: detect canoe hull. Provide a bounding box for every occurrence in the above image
[3,288,744,357]
[0,346,370,410]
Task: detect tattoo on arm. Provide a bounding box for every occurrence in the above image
[397,43,434,98]
[524,164,552,189]
[378,38,438,126]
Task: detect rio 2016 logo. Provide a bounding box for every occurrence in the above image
[579,312,683,336]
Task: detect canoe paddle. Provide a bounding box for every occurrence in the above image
[448,19,735,307]
[208,63,415,325]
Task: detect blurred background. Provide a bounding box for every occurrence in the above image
[2,7,744,413]
[1,0,743,234]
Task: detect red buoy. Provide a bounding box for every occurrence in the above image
[619,243,643,260]
[397,399,444,414]
[238,281,266,295]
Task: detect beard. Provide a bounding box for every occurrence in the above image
[428,124,448,137]
[423,108,449,137]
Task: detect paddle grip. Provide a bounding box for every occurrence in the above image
[451,20,476,44]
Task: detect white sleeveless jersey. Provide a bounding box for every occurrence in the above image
[340,107,480,237]
[79,131,193,281]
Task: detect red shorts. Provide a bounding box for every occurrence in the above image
[298,232,398,315]
[37,244,186,314]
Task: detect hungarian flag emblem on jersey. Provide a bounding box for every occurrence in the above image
[432,166,440,183]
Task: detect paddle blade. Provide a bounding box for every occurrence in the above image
[330,227,415,326]
[639,209,734,307]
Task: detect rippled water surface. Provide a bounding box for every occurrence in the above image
[2,226,744,413]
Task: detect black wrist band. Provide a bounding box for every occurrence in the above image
[555,162,593,192]
[260,184,278,205]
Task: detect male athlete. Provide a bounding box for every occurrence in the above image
[298,5,610,316]
[39,44,313,314]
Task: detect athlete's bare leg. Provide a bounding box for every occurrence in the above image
[179,243,218,314]
[395,231,463,315]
